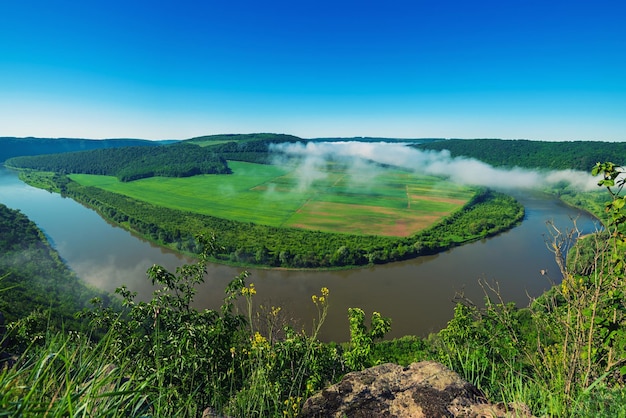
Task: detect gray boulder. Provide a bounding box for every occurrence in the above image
[299,361,534,418]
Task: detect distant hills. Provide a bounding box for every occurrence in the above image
[416,138,626,171]
[0,137,175,162]
[3,134,626,173]
[0,134,436,165]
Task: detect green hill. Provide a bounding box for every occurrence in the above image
[0,136,171,162]
[416,138,626,170]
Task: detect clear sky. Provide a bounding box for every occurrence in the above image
[1,0,625,141]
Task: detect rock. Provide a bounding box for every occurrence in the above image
[298,361,535,418]
[202,407,233,418]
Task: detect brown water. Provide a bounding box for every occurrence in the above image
[0,167,599,341]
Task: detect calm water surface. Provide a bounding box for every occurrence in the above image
[0,167,599,341]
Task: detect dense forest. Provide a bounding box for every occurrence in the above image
[0,137,168,163]
[416,138,626,170]
[6,142,230,182]
[188,133,302,144]
[189,133,303,164]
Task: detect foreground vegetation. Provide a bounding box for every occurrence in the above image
[2,162,626,416]
[0,204,114,339]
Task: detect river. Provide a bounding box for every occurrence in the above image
[0,166,599,342]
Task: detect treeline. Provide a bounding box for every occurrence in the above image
[0,137,165,163]
[188,132,301,144]
[6,142,230,182]
[416,138,626,171]
[200,135,304,164]
[48,174,523,268]
[313,137,442,143]
[0,204,113,332]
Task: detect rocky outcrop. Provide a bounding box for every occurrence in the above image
[299,361,535,418]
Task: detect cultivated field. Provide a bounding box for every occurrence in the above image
[70,161,476,237]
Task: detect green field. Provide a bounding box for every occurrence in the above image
[70,161,476,237]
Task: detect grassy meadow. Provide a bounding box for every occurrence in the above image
[70,161,476,237]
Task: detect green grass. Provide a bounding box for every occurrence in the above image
[70,161,476,237]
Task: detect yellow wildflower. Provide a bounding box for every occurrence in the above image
[241,283,257,296]
[251,331,269,350]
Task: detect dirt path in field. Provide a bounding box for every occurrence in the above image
[406,185,410,209]
[409,194,467,205]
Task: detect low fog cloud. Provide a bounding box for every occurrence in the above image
[269,141,598,192]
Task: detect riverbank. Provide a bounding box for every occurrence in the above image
[16,169,524,270]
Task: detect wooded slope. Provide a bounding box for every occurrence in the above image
[416,138,626,170]
[0,137,166,162]
[6,142,230,182]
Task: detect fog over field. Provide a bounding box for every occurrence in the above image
[270,141,598,192]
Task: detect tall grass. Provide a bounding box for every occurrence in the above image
[0,331,150,417]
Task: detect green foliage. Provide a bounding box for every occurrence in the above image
[6,142,230,182]
[417,138,626,171]
[0,136,162,163]
[370,335,432,366]
[593,161,626,236]
[343,308,391,370]
[436,296,526,391]
[9,138,626,417]
[0,203,113,349]
[80,246,249,414]
[3,159,626,416]
[9,135,525,269]
[0,207,351,416]
[18,170,522,269]
[73,245,349,416]
[430,161,626,416]
[199,134,302,164]
[0,331,152,417]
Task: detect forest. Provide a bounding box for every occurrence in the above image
[0,204,113,338]
[6,142,230,182]
[189,133,303,164]
[0,136,165,163]
[416,138,626,170]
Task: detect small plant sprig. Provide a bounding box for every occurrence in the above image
[241,282,257,334]
[311,287,329,340]
[344,307,391,371]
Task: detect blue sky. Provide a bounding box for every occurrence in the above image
[1,0,625,140]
